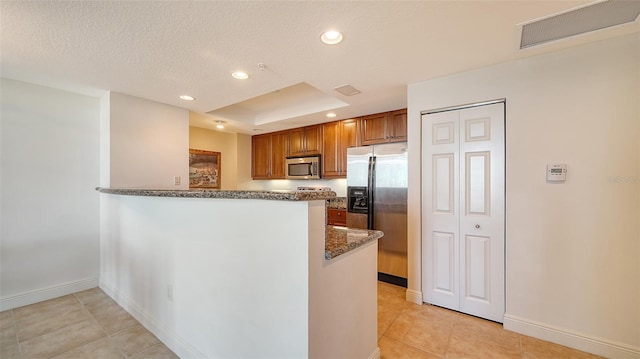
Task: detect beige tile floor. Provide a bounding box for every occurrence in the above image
[377,281,604,359]
[1,283,603,359]
[0,287,177,359]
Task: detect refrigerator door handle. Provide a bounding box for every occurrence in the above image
[368,156,376,229]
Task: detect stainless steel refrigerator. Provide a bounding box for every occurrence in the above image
[346,142,408,286]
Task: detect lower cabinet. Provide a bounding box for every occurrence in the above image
[327,208,347,226]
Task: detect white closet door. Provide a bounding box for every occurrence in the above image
[422,102,505,323]
[422,110,461,311]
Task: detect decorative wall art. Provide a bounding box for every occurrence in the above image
[189,149,221,188]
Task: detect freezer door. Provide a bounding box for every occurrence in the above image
[371,143,408,189]
[346,146,373,187]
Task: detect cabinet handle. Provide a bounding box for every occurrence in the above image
[337,212,342,216]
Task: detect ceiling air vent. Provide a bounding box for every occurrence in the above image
[333,84,361,96]
[519,0,640,49]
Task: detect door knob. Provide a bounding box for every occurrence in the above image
[475,224,480,229]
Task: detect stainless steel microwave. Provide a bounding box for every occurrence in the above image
[286,156,320,179]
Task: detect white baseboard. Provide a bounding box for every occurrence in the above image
[368,347,381,359]
[99,281,207,359]
[504,314,640,359]
[405,288,423,305]
[0,277,99,311]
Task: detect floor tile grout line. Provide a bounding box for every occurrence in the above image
[76,289,162,359]
[378,306,402,338]
[15,295,97,357]
[441,312,461,359]
[381,298,456,358]
[381,333,444,359]
[518,332,524,357]
[8,308,26,359]
[76,292,130,359]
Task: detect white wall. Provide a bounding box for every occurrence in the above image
[0,79,100,309]
[100,195,315,358]
[108,92,189,189]
[309,226,378,359]
[407,33,640,357]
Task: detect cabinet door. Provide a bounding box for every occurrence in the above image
[252,134,271,179]
[270,131,288,179]
[288,128,305,157]
[361,112,389,145]
[389,109,407,142]
[340,119,359,174]
[327,208,347,226]
[321,121,341,178]
[304,125,322,155]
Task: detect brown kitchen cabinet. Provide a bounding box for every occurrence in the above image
[288,125,322,157]
[361,109,407,145]
[251,131,288,179]
[327,208,347,226]
[322,118,359,178]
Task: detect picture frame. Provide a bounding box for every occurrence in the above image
[189,149,221,189]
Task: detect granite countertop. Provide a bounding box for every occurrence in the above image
[325,225,383,260]
[326,197,347,209]
[96,187,336,201]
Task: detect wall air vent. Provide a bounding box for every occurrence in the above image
[333,84,361,96]
[519,0,640,49]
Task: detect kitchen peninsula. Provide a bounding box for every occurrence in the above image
[97,188,383,359]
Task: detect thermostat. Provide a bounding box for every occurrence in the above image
[547,163,567,182]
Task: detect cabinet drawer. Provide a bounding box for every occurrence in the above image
[327,208,347,226]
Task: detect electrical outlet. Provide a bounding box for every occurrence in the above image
[167,284,174,301]
[173,176,181,185]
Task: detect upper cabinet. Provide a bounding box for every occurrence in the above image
[251,109,405,180]
[322,118,359,178]
[361,109,407,145]
[288,125,322,157]
[251,131,288,179]
[388,109,407,142]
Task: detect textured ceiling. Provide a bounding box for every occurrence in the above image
[2,1,638,134]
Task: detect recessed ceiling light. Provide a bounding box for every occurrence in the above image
[215,121,226,129]
[231,71,249,80]
[179,95,195,101]
[326,112,337,118]
[320,30,343,45]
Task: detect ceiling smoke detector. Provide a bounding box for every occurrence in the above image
[519,0,640,49]
[333,84,361,96]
